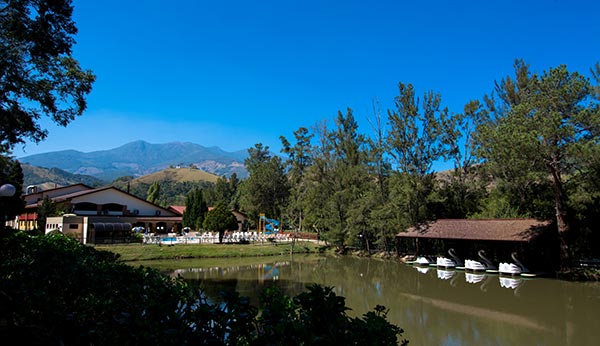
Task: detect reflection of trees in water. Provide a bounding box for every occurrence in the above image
[173,256,600,346]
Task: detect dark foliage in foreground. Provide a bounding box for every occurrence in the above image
[0,231,407,345]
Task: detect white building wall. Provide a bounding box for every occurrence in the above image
[25,184,91,204]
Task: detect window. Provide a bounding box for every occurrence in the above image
[69,224,78,229]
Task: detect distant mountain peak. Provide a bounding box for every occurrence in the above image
[19,140,249,181]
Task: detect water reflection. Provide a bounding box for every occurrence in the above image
[436,269,455,280]
[416,266,430,274]
[465,272,486,284]
[499,276,524,290]
[162,255,600,346]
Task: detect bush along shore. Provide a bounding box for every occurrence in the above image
[0,230,407,345]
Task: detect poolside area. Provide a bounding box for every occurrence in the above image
[143,231,293,245]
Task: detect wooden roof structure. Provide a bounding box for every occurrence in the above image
[396,219,552,242]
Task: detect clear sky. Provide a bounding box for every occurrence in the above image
[13,0,600,165]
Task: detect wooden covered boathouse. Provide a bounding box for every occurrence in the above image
[396,219,555,270]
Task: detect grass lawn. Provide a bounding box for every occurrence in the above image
[94,241,326,262]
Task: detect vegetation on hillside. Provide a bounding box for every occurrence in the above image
[135,167,220,184]
[22,163,105,189]
[111,168,219,207]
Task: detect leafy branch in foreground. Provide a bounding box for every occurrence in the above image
[0,231,407,345]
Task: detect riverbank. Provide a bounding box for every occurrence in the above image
[96,243,600,281]
[95,241,327,262]
[341,249,600,281]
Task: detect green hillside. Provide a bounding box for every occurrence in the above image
[22,164,106,190]
[111,167,219,207]
[135,167,219,184]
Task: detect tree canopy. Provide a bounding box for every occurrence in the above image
[146,181,160,204]
[477,60,600,267]
[182,188,208,231]
[203,202,238,243]
[259,60,600,267]
[0,0,95,154]
[240,144,289,224]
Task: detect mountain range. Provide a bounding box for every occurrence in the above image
[18,140,248,181]
[21,163,106,190]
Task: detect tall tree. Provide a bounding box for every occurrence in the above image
[280,127,314,232]
[0,0,95,154]
[228,172,240,209]
[214,176,232,206]
[306,109,369,248]
[303,120,334,240]
[364,99,394,251]
[203,202,238,243]
[240,144,289,226]
[331,109,369,249]
[213,174,241,209]
[437,100,488,218]
[477,60,600,268]
[146,181,160,204]
[386,83,453,226]
[182,188,208,231]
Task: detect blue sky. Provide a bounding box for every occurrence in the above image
[14,0,600,166]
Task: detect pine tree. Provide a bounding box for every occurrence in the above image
[280,127,314,233]
[146,181,160,204]
[386,83,453,226]
[183,189,207,231]
[476,60,600,268]
[240,144,289,225]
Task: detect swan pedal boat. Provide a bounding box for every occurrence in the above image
[436,257,456,268]
[499,253,536,277]
[414,256,432,266]
[465,250,497,272]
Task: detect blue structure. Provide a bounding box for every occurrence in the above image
[260,215,280,234]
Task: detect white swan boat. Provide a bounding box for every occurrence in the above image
[436,248,464,268]
[499,252,529,276]
[436,256,455,268]
[414,256,432,266]
[465,250,497,272]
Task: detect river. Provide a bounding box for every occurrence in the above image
[146,255,600,345]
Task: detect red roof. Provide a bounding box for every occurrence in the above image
[168,206,186,215]
[396,219,552,242]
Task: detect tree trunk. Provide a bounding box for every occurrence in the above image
[549,163,570,270]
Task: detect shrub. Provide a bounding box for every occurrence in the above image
[0,230,407,345]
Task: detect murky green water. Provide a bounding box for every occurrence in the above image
[148,255,600,345]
